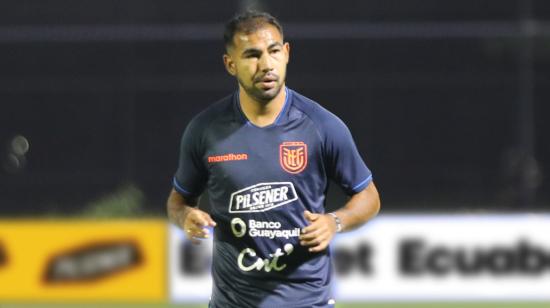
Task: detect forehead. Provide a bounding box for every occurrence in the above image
[231,24,283,51]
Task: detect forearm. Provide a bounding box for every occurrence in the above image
[332,181,380,232]
[166,188,199,226]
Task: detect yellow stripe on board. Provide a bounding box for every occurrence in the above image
[0,220,167,302]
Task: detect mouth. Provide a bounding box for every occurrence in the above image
[258,80,276,89]
[255,74,278,89]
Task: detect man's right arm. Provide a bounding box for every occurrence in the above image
[167,188,216,244]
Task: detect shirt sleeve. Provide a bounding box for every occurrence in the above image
[323,115,372,195]
[173,119,208,198]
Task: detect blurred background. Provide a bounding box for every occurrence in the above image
[1,0,549,215]
[0,0,549,306]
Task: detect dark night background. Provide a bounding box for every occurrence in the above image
[0,0,548,216]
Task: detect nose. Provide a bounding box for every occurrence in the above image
[258,52,274,72]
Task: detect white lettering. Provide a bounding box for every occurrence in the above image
[241,220,301,239]
[280,186,289,200]
[249,220,281,229]
[237,244,294,272]
[235,195,244,210]
[229,182,297,213]
[248,228,301,239]
[252,192,261,206]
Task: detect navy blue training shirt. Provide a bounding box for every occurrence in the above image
[173,88,372,308]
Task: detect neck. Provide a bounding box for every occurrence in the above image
[239,85,287,127]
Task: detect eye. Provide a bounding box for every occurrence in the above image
[244,53,260,59]
[270,48,281,54]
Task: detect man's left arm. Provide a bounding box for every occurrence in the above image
[300,181,380,252]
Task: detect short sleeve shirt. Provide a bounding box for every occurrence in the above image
[173,88,372,308]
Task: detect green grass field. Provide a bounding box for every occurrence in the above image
[1,303,549,308]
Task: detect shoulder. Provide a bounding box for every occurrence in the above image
[185,93,235,133]
[290,89,350,136]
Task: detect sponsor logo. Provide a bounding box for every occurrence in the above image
[176,237,369,277]
[238,243,294,272]
[43,240,142,283]
[400,238,550,276]
[207,153,248,163]
[231,217,247,238]
[334,242,373,275]
[230,218,301,239]
[0,241,7,268]
[229,182,298,213]
[280,141,307,174]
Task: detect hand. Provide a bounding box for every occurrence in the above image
[180,208,217,244]
[299,210,337,252]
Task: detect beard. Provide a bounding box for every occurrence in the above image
[237,74,285,104]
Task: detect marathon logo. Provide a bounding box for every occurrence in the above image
[207,153,248,163]
[43,240,142,283]
[229,182,298,213]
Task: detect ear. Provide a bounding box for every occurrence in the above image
[284,42,290,64]
[223,54,236,76]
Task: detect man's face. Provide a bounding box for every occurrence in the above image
[223,24,290,104]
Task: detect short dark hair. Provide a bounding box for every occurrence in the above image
[223,10,284,52]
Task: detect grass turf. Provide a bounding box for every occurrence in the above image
[1,303,549,308]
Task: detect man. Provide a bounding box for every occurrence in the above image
[167,11,380,308]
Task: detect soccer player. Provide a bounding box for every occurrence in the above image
[167,11,380,308]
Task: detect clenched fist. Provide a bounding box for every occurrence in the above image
[180,208,217,244]
[299,210,337,252]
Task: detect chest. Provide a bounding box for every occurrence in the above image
[202,120,324,191]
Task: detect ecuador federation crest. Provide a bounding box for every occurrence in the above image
[279,141,308,174]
